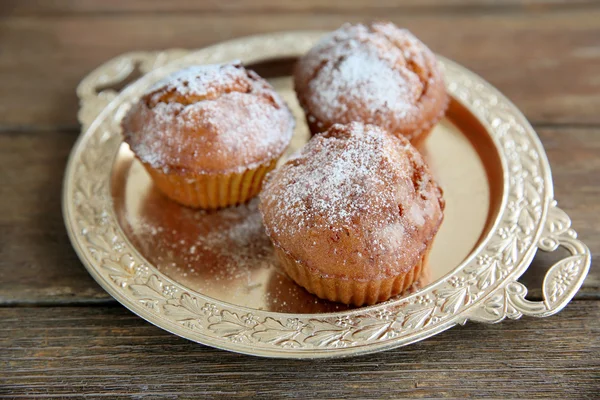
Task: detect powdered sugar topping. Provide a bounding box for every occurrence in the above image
[147,62,247,104]
[122,63,294,173]
[260,122,444,274]
[262,123,412,235]
[295,22,441,136]
[307,45,422,126]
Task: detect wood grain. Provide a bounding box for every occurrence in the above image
[0,130,110,304]
[4,0,599,15]
[1,126,598,305]
[0,8,599,129]
[1,303,598,398]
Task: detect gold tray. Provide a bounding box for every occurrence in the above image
[64,31,591,358]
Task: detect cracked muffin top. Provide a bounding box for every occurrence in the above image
[122,62,294,174]
[259,122,445,281]
[294,22,448,144]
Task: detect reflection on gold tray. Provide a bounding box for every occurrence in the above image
[64,32,590,358]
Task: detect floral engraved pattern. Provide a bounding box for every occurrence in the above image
[469,201,590,323]
[252,318,307,348]
[130,275,164,312]
[101,254,135,288]
[547,261,580,303]
[64,34,590,356]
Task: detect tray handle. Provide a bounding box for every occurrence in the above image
[467,201,591,323]
[76,50,189,130]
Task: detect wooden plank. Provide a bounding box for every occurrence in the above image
[0,130,110,304]
[0,126,598,305]
[1,303,599,398]
[4,0,598,16]
[0,9,599,129]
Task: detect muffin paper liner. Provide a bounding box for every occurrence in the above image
[273,244,429,306]
[142,159,277,209]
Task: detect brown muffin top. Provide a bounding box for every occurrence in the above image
[122,62,294,174]
[294,22,448,142]
[259,123,444,282]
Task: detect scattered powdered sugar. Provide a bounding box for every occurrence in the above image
[126,197,348,312]
[192,205,273,269]
[134,199,275,283]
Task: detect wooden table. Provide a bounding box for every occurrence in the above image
[2,1,599,398]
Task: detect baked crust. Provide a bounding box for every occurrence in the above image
[259,123,444,304]
[294,22,448,144]
[122,62,294,175]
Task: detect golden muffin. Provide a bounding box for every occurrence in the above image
[294,22,448,145]
[259,123,445,306]
[122,62,295,209]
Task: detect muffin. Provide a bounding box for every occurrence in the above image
[294,22,448,145]
[122,62,295,209]
[259,122,445,306]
